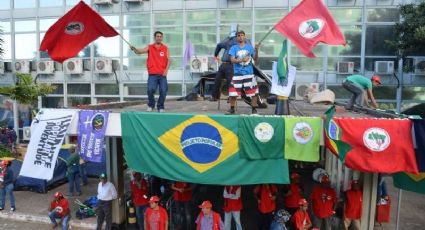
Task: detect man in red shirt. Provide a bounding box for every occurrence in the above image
[284,172,304,215]
[254,184,278,230]
[343,180,362,230]
[144,196,168,230]
[131,31,170,113]
[171,181,193,229]
[291,198,312,230]
[48,192,71,230]
[223,185,242,230]
[130,172,149,230]
[310,175,337,230]
[195,200,224,230]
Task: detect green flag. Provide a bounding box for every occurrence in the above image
[238,116,285,160]
[277,40,288,85]
[284,116,321,162]
[393,172,425,195]
[323,106,351,162]
[121,112,289,185]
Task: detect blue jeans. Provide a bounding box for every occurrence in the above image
[342,80,364,109]
[48,211,70,230]
[68,167,81,194]
[147,75,168,110]
[0,183,15,209]
[134,205,148,230]
[79,163,88,185]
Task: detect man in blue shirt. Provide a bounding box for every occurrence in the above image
[227,31,260,114]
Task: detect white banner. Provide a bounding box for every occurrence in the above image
[20,109,76,180]
[270,61,296,97]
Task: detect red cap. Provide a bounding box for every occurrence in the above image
[291,172,300,179]
[54,192,64,198]
[371,75,382,84]
[198,200,213,209]
[149,196,160,203]
[321,175,330,184]
[1,160,10,166]
[298,198,308,206]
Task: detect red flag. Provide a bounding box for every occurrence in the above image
[274,0,346,58]
[334,118,418,174]
[39,1,118,63]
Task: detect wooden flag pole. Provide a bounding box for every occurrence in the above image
[257,26,275,45]
[118,33,132,47]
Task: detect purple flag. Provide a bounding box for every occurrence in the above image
[77,110,109,163]
[182,39,195,68]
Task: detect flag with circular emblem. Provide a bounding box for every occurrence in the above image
[121,112,289,185]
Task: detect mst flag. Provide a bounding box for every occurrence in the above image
[284,116,321,162]
[121,113,289,185]
[238,116,284,160]
[393,172,425,195]
[275,0,346,58]
[335,118,418,174]
[323,106,351,159]
[39,1,118,63]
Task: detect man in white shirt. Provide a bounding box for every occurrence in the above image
[96,173,117,230]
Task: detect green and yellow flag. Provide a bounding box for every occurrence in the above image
[277,40,288,85]
[284,116,321,162]
[121,112,289,185]
[323,106,351,161]
[393,172,425,195]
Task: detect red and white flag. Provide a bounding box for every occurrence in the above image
[275,0,346,58]
[39,1,118,63]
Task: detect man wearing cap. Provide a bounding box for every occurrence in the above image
[196,200,224,230]
[310,175,337,230]
[48,192,71,230]
[131,172,149,230]
[0,160,15,211]
[171,181,193,229]
[284,173,304,215]
[254,184,278,230]
[96,173,117,230]
[291,199,312,230]
[223,185,243,230]
[343,180,363,230]
[144,196,168,230]
[342,74,381,110]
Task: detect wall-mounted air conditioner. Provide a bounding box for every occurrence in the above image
[94,0,113,4]
[37,61,55,74]
[295,83,309,101]
[190,56,209,73]
[94,58,113,74]
[64,59,83,74]
[0,61,4,74]
[375,61,394,74]
[14,60,31,73]
[414,58,425,74]
[337,61,354,74]
[23,126,31,141]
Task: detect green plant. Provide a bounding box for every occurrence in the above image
[0,144,13,158]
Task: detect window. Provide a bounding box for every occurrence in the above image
[15,20,36,32]
[94,36,120,57]
[67,97,91,108]
[14,0,36,9]
[40,0,62,7]
[67,84,91,95]
[66,0,89,6]
[0,21,11,33]
[367,8,400,22]
[15,34,36,59]
[328,25,362,56]
[40,18,58,32]
[42,97,64,108]
[95,84,119,95]
[0,1,10,10]
[365,25,397,56]
[2,34,12,60]
[330,9,362,24]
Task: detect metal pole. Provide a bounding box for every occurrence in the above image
[257,26,275,45]
[395,56,404,230]
[396,189,403,230]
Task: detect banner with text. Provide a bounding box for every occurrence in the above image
[20,109,76,180]
[77,110,109,163]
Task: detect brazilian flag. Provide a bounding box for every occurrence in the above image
[121,112,289,185]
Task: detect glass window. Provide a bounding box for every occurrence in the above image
[103,15,120,28]
[330,9,362,24]
[367,8,400,22]
[67,97,91,108]
[168,56,182,70]
[67,84,91,95]
[0,21,11,33]
[15,20,36,32]
[187,11,216,24]
[95,84,119,95]
[124,14,151,27]
[15,33,36,59]
[49,84,64,94]
[14,0,36,9]
[255,28,284,56]
[66,0,89,6]
[124,84,147,95]
[255,9,287,24]
[168,84,182,96]
[0,1,10,10]
[154,12,182,26]
[373,86,397,100]
[291,44,323,57]
[40,0,62,7]
[40,18,58,32]
[365,25,397,56]
[187,26,216,55]
[94,36,120,57]
[42,97,64,108]
[219,25,251,41]
[221,10,251,24]
[123,57,147,70]
[2,34,12,60]
[291,57,324,71]
[123,28,151,56]
[154,26,183,56]
[402,87,425,100]
[328,25,362,56]
[96,97,120,104]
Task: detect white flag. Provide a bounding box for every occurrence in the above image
[270,61,296,97]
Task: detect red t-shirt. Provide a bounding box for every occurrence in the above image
[254,184,277,213]
[285,183,303,208]
[130,179,149,206]
[344,189,363,219]
[292,209,311,230]
[147,43,169,76]
[145,206,168,230]
[311,185,337,218]
[173,182,192,202]
[50,198,70,218]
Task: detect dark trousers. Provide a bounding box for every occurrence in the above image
[79,163,88,185]
[96,200,113,230]
[212,63,233,99]
[342,81,364,109]
[147,75,168,110]
[258,211,274,230]
[68,167,81,194]
[173,201,192,230]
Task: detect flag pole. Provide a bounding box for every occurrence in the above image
[257,26,275,45]
[118,33,132,47]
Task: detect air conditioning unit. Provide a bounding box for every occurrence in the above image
[94,58,113,74]
[64,59,83,74]
[14,60,31,73]
[94,0,113,4]
[37,61,55,74]
[375,61,394,74]
[295,82,309,100]
[190,56,209,73]
[23,126,31,141]
[0,61,4,74]
[309,83,320,93]
[337,61,354,74]
[414,58,425,74]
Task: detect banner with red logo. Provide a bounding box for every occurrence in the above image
[334,118,418,174]
[275,0,346,57]
[39,1,118,63]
